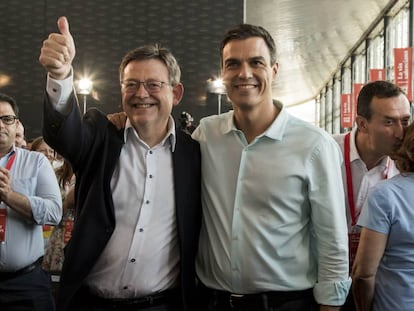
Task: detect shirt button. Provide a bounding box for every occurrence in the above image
[149,174,153,178]
[130,258,136,263]
[149,150,153,154]
[139,228,144,232]
[146,200,150,204]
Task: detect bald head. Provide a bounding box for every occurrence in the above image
[15,121,27,148]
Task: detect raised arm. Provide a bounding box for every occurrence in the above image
[39,16,75,80]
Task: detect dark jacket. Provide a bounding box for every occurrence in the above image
[43,94,202,311]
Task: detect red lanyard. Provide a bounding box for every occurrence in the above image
[5,152,16,170]
[344,133,357,226]
[0,152,15,242]
[344,133,389,226]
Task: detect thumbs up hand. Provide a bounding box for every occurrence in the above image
[39,16,76,80]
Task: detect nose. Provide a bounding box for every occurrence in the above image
[134,83,150,97]
[395,121,404,139]
[238,62,253,79]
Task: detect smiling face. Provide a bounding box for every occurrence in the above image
[221,37,278,111]
[0,101,18,155]
[121,59,183,134]
[36,141,55,163]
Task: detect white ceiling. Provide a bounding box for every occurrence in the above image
[245,0,396,107]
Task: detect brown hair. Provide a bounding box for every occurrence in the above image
[392,122,414,173]
[30,136,46,151]
[55,159,74,189]
[119,44,181,86]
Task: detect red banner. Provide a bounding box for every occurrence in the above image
[341,94,353,128]
[369,69,385,82]
[394,47,412,101]
[353,83,365,123]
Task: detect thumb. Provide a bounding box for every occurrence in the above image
[57,16,71,37]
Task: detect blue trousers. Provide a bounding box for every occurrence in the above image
[0,266,55,311]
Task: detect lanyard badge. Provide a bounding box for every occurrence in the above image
[0,152,16,242]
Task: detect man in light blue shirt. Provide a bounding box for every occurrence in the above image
[0,93,62,310]
[193,24,350,310]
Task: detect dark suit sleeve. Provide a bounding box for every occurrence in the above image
[42,92,111,172]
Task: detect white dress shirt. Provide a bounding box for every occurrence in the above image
[46,73,179,298]
[333,127,399,232]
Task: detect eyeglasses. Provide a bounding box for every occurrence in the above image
[0,115,18,125]
[121,80,170,93]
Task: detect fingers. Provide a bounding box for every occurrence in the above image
[0,169,11,201]
[0,169,9,188]
[39,16,76,80]
[107,112,127,130]
[58,16,71,37]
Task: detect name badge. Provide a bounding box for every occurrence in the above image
[0,208,7,242]
[348,231,361,272]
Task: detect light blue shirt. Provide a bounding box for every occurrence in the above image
[193,103,351,306]
[0,147,62,271]
[358,173,414,311]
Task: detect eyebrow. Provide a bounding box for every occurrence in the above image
[382,115,411,121]
[224,56,267,64]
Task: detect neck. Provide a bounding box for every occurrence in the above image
[355,131,385,170]
[0,147,12,159]
[134,123,169,148]
[233,101,280,144]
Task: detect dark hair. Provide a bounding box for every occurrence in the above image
[0,93,19,116]
[392,122,414,173]
[220,24,277,67]
[119,44,181,86]
[357,80,406,120]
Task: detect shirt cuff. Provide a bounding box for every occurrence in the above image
[313,277,352,306]
[46,69,74,115]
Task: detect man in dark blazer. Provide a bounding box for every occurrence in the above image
[39,17,201,311]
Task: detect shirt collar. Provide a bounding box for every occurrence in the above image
[349,127,361,162]
[123,116,177,152]
[221,100,287,141]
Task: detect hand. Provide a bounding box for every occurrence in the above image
[0,167,12,203]
[39,16,75,80]
[107,112,127,130]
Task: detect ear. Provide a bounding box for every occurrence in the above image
[355,115,368,133]
[172,83,184,107]
[272,63,279,79]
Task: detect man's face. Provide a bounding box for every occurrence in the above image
[15,122,26,148]
[120,59,182,132]
[221,37,278,110]
[0,101,18,151]
[360,94,411,157]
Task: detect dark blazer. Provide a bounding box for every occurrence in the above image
[43,94,202,311]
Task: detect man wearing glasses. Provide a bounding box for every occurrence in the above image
[0,93,62,310]
[39,17,201,311]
